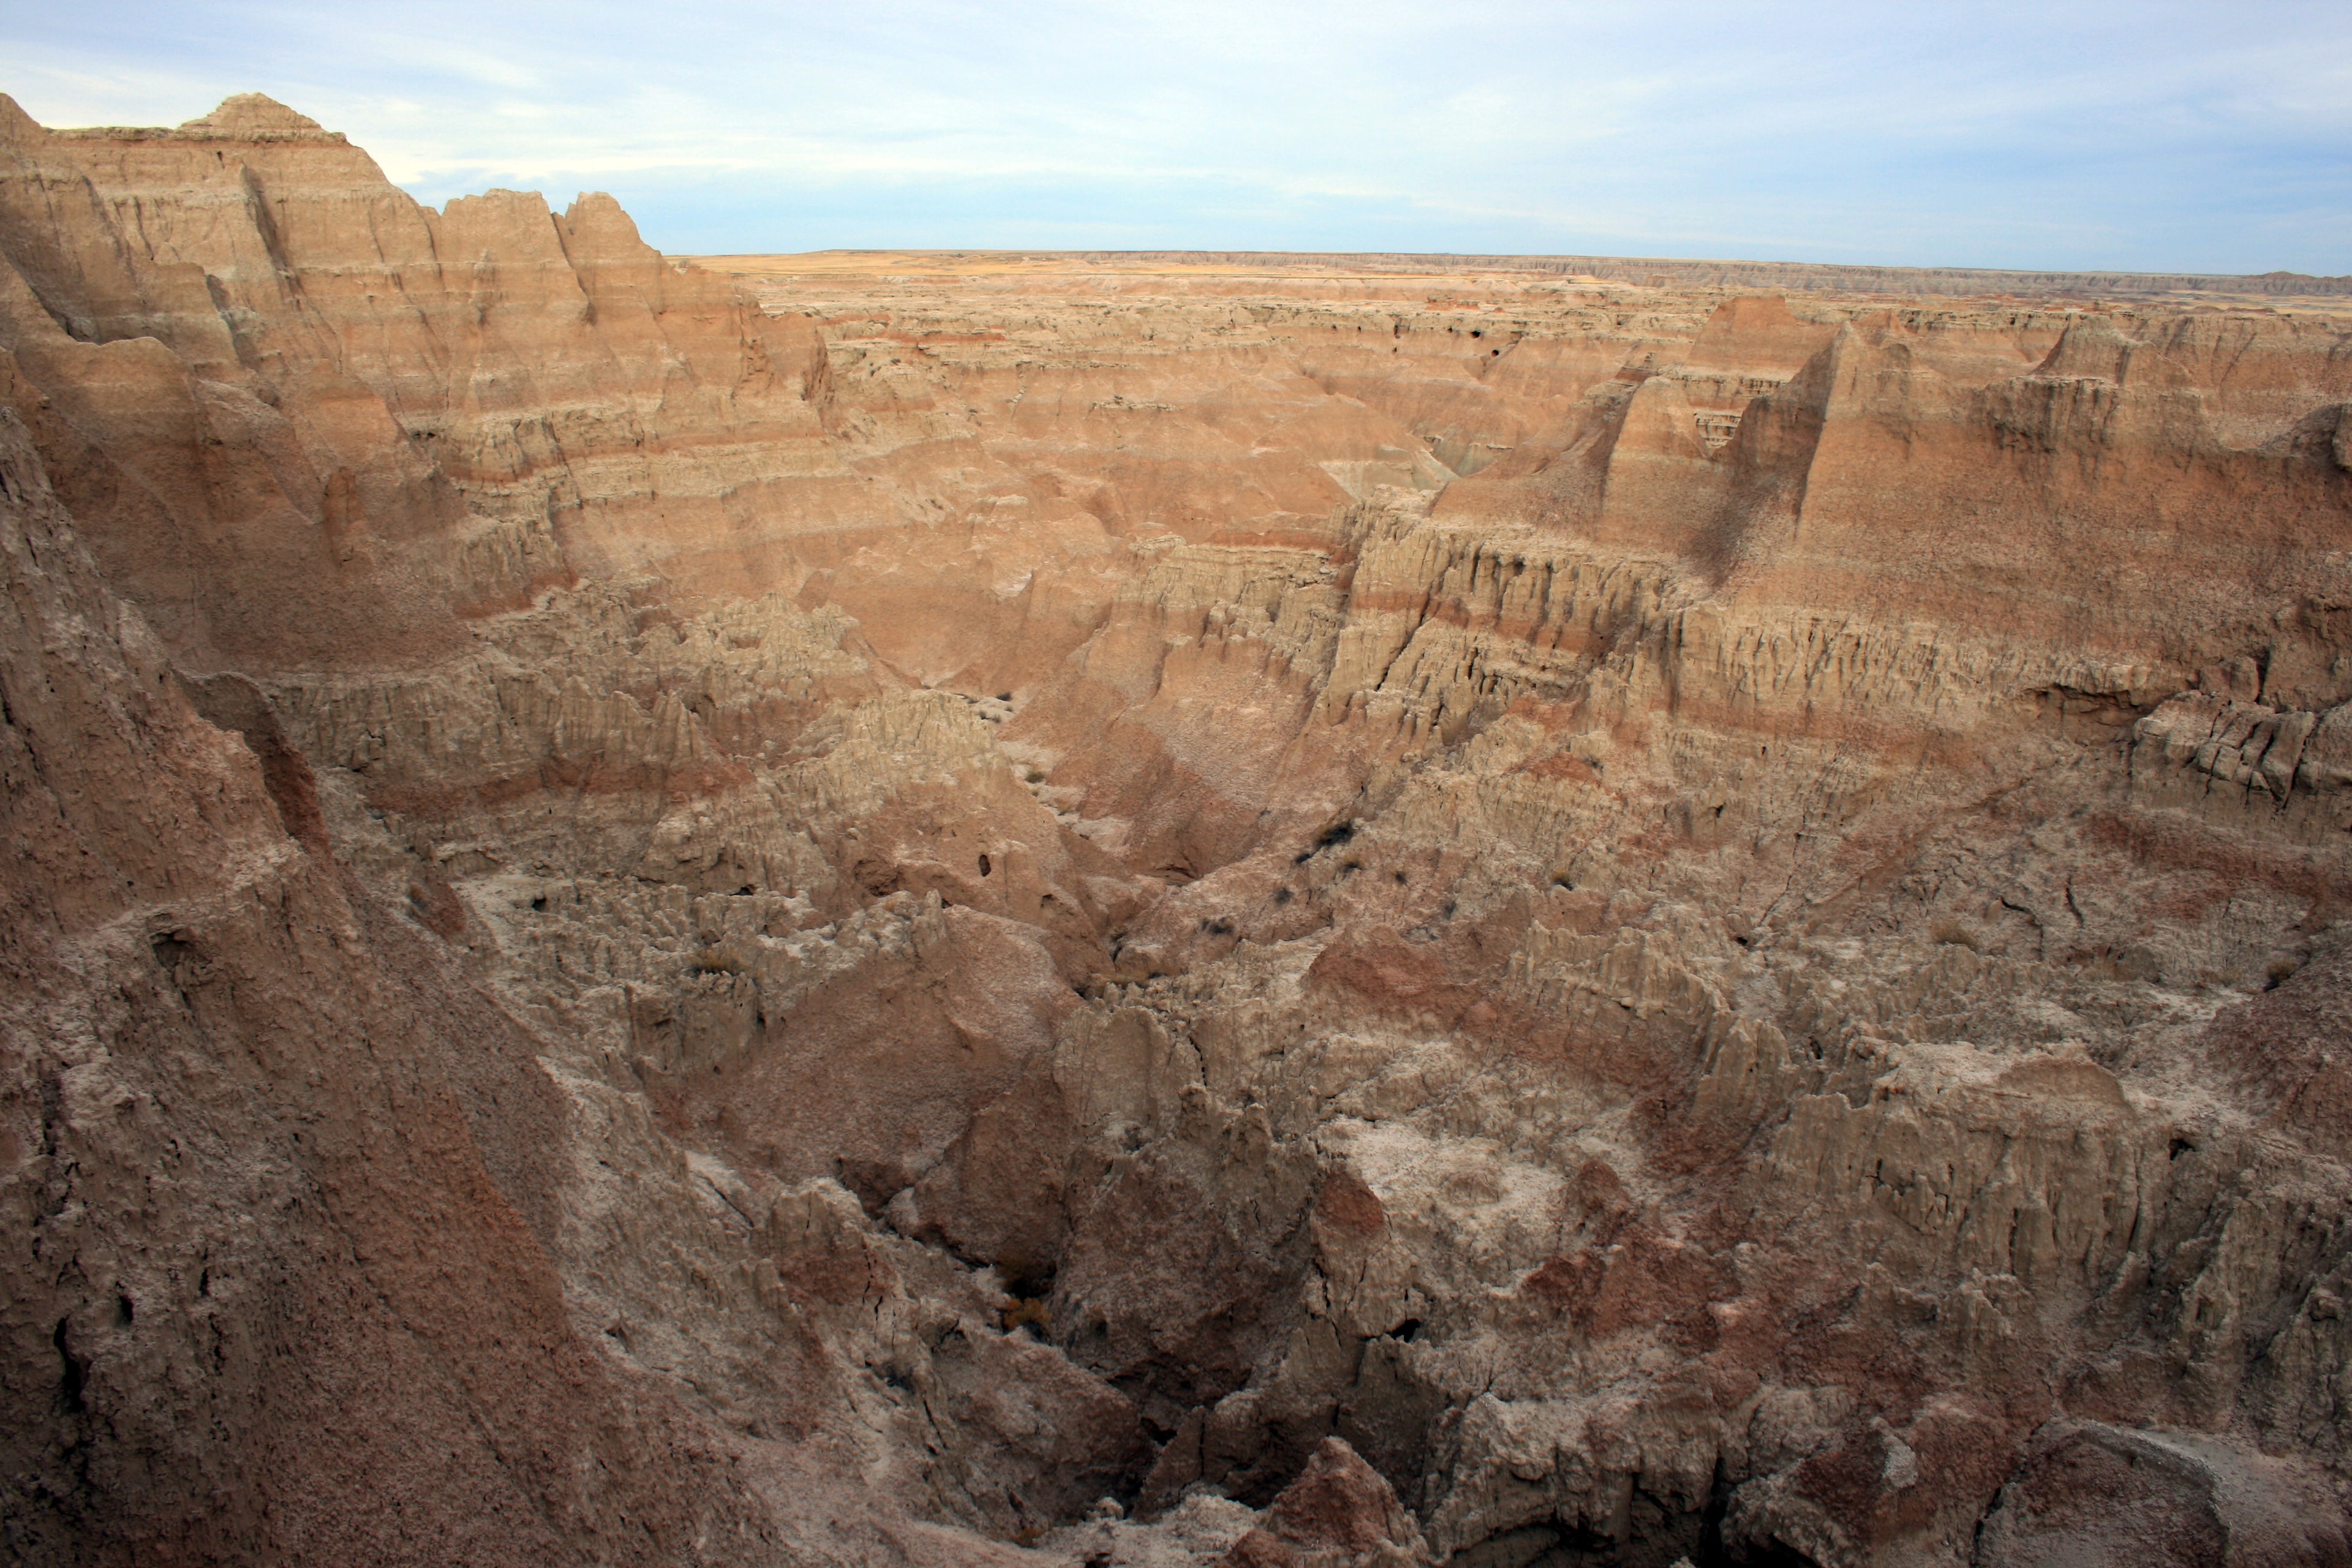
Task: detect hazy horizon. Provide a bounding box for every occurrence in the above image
[8,1,2348,276]
[680,249,2338,278]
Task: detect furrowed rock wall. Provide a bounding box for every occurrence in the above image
[3,94,2351,1568]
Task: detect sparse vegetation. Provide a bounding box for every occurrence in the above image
[1297,820,1359,864]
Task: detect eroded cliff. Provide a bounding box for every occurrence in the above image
[3,95,2351,1568]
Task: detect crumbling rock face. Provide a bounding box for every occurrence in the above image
[0,410,787,1564]
[3,96,2351,1567]
[1975,1419,2352,1567]
[1219,1436,1432,1567]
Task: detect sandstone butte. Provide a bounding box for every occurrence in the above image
[2,92,2351,1568]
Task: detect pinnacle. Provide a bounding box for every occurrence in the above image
[178,92,328,137]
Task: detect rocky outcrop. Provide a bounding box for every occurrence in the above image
[0,408,789,1564]
[1218,1438,1430,1566]
[1976,1419,2352,1566]
[3,95,2351,1567]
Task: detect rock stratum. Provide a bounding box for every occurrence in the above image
[2,95,2351,1568]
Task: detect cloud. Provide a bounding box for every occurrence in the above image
[5,1,2346,270]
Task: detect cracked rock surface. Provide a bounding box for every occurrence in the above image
[3,94,2352,1567]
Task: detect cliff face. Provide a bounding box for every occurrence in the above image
[2,95,2351,1568]
[0,92,837,668]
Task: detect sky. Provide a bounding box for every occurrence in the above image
[4,2,2348,273]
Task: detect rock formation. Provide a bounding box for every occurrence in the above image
[2,94,2350,1567]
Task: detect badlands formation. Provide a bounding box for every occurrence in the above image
[6,94,2352,1568]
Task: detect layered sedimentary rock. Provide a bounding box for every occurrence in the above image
[3,96,2351,1567]
[1226,254,2352,301]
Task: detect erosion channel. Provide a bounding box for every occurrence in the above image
[5,95,2352,1568]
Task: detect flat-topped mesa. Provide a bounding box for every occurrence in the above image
[801,247,2352,300]
[1426,298,2352,714]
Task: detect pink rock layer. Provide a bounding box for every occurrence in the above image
[3,94,2351,1568]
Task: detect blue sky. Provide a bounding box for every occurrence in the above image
[6,2,2348,272]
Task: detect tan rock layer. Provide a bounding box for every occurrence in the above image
[3,93,2351,1568]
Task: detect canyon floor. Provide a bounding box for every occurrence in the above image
[4,96,2352,1568]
